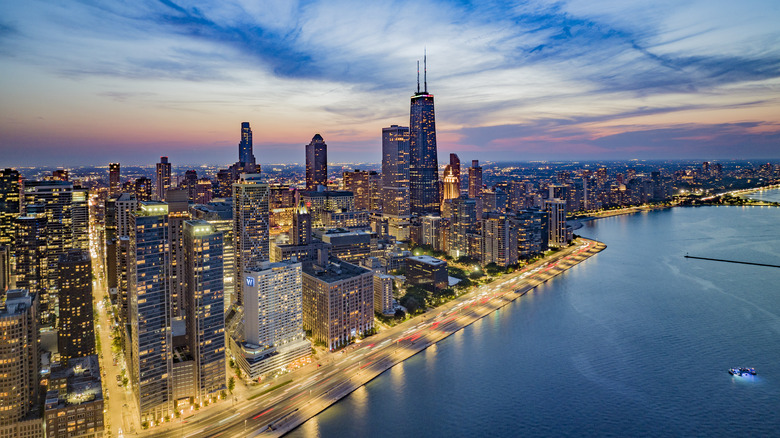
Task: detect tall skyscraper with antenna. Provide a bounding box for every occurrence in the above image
[409,52,440,215]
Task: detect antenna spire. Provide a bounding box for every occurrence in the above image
[416,60,420,93]
[424,48,428,93]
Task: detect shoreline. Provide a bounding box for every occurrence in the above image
[272,238,607,437]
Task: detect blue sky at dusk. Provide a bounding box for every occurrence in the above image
[1,0,779,166]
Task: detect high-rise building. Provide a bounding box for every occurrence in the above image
[544,198,568,248]
[128,201,173,424]
[13,213,48,298]
[216,169,234,198]
[182,170,198,202]
[305,134,328,190]
[481,212,518,267]
[232,259,310,379]
[232,174,269,305]
[71,187,89,251]
[0,168,21,246]
[343,170,371,210]
[0,289,39,427]
[302,257,374,350]
[468,160,483,198]
[0,245,10,292]
[135,177,153,202]
[381,125,410,216]
[195,178,213,204]
[441,164,459,203]
[373,274,394,315]
[167,189,190,319]
[291,200,312,246]
[447,196,477,259]
[183,220,225,403]
[109,163,121,196]
[449,153,461,190]
[155,156,172,201]
[57,250,95,365]
[190,200,235,309]
[409,57,440,216]
[44,355,104,438]
[239,122,256,167]
[22,179,73,322]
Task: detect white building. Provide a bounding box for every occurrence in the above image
[231,259,310,379]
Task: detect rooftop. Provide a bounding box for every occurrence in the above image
[407,255,447,266]
[302,257,371,283]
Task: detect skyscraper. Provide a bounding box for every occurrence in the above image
[129,201,173,424]
[0,168,21,246]
[450,153,461,189]
[109,162,121,196]
[343,169,370,210]
[13,213,48,297]
[182,170,198,202]
[232,259,310,379]
[183,220,225,403]
[291,200,312,246]
[57,250,95,364]
[232,174,269,305]
[544,198,568,248]
[155,156,171,201]
[238,122,256,167]
[22,179,73,323]
[409,56,440,216]
[305,134,327,190]
[0,289,39,428]
[468,160,484,220]
[381,125,410,217]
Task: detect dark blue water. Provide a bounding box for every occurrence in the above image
[290,202,780,437]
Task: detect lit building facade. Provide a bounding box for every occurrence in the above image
[302,258,374,350]
[0,289,39,428]
[109,162,120,196]
[232,260,310,379]
[129,202,173,424]
[409,73,440,216]
[406,255,448,291]
[155,156,171,201]
[480,212,518,267]
[56,250,95,365]
[0,168,21,246]
[544,198,568,248]
[183,220,225,402]
[232,174,269,305]
[238,122,256,167]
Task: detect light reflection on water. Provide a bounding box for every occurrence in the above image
[289,199,780,438]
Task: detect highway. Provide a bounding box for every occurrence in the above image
[138,238,605,438]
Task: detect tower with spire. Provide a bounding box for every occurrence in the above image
[409,50,440,216]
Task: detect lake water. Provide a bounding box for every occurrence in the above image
[289,197,780,437]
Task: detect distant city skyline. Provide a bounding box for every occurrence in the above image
[1,1,779,166]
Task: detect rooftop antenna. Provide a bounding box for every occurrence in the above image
[417,60,420,93]
[424,48,428,93]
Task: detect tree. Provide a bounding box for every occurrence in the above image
[228,376,235,394]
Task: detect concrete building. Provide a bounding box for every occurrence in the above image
[481,212,518,267]
[44,355,104,438]
[190,200,235,307]
[302,257,374,350]
[233,174,269,306]
[13,214,48,299]
[343,170,371,211]
[373,274,394,315]
[0,168,21,246]
[57,250,95,365]
[0,289,40,430]
[313,228,372,264]
[406,255,448,291]
[108,163,120,196]
[544,198,568,248]
[232,260,310,379]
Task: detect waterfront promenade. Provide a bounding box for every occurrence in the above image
[142,238,605,437]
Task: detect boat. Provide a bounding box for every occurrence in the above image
[728,367,756,376]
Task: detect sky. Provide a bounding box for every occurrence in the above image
[1,0,779,167]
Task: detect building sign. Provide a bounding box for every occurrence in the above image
[246,276,255,287]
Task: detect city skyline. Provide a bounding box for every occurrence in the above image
[1,1,780,166]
